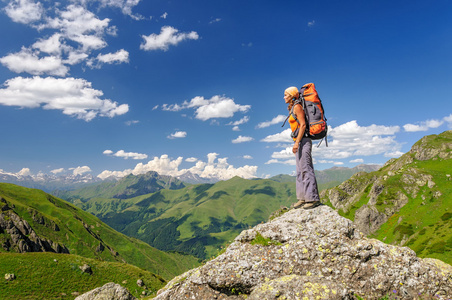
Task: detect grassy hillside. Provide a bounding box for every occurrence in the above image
[0,183,200,280]
[0,252,165,299]
[321,130,452,264]
[75,177,298,260]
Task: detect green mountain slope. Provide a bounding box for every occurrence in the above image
[0,183,200,280]
[321,130,452,264]
[53,171,186,201]
[74,177,298,260]
[0,252,166,299]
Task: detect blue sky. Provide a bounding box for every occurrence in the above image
[0,0,451,181]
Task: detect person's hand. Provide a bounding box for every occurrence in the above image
[292,143,299,154]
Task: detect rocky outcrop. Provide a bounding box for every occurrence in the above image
[155,206,452,299]
[0,198,69,253]
[74,282,136,300]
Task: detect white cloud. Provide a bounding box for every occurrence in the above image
[70,166,92,176]
[160,12,168,19]
[0,47,69,76]
[243,155,253,159]
[140,26,199,51]
[311,121,401,160]
[228,116,249,126]
[39,5,112,51]
[32,34,64,55]
[125,120,139,126]
[257,115,287,128]
[265,120,402,166]
[209,18,221,24]
[50,168,65,174]
[168,131,187,139]
[350,158,364,163]
[93,0,143,20]
[96,49,129,64]
[261,128,292,143]
[308,20,316,27]
[232,135,254,144]
[445,114,452,129]
[2,3,131,77]
[185,157,198,163]
[403,119,444,132]
[97,153,258,181]
[104,149,148,160]
[0,76,129,121]
[163,95,251,121]
[17,167,32,176]
[4,0,43,24]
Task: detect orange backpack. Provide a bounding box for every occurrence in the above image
[283,83,328,145]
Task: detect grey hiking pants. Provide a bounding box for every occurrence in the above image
[295,137,320,203]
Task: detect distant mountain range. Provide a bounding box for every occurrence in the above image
[0,170,103,192]
[1,163,381,195]
[54,164,380,260]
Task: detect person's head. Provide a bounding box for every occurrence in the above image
[284,86,299,104]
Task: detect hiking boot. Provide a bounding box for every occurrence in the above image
[303,201,321,210]
[293,199,306,209]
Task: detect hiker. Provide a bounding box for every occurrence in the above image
[284,86,321,210]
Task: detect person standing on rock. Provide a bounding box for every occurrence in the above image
[284,86,321,209]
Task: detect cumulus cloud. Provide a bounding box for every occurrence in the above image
[228,116,249,126]
[140,26,199,51]
[350,158,364,163]
[445,114,452,129]
[18,167,32,176]
[0,47,69,76]
[243,155,253,159]
[96,49,129,64]
[103,149,148,160]
[70,166,92,176]
[97,153,258,181]
[163,95,251,121]
[32,34,64,55]
[37,5,112,51]
[50,168,65,174]
[4,0,43,24]
[168,131,187,139]
[1,2,132,77]
[257,115,287,129]
[92,0,143,20]
[0,76,129,121]
[403,119,444,132]
[232,135,254,144]
[264,120,402,165]
[261,128,292,143]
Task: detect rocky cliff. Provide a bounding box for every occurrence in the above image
[155,205,452,299]
[0,197,69,253]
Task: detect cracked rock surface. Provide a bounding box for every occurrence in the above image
[155,205,452,300]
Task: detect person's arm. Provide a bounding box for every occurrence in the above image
[292,104,306,154]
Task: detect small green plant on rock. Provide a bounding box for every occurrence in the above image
[250,232,282,246]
